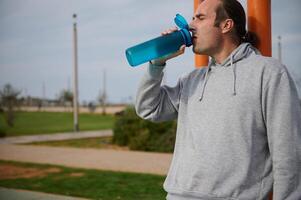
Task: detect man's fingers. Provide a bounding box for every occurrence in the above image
[166,45,186,60]
[179,45,186,52]
[173,45,186,56]
[174,46,185,57]
[161,27,178,36]
[156,32,186,63]
[166,27,178,34]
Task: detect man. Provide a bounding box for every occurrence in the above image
[135,0,301,199]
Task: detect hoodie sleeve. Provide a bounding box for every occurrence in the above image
[135,62,182,122]
[262,64,301,200]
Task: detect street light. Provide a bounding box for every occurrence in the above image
[73,14,79,132]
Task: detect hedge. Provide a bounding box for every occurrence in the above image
[113,106,176,153]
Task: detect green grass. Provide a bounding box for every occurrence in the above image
[0,112,115,137]
[30,137,128,150]
[0,160,166,200]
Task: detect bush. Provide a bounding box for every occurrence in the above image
[0,113,6,137]
[113,106,176,153]
[0,126,6,137]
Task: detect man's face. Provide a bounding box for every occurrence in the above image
[189,0,223,55]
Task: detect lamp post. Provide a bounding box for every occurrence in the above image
[278,36,282,63]
[73,14,79,132]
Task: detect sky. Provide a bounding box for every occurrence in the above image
[0,0,301,104]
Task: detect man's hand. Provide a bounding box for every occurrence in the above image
[151,27,186,66]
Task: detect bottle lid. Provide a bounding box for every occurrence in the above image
[174,14,189,29]
[174,14,192,47]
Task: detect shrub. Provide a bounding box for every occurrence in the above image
[113,106,176,153]
[0,113,6,137]
[0,126,6,137]
[0,84,21,127]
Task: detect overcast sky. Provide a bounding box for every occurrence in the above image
[0,0,300,104]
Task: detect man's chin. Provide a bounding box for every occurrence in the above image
[192,47,209,56]
[192,46,205,55]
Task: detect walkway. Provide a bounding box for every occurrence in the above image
[0,130,113,144]
[0,130,172,175]
[0,144,172,175]
[0,130,173,199]
[0,187,89,200]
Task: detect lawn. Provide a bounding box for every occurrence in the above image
[0,111,115,137]
[0,160,166,200]
[30,137,129,150]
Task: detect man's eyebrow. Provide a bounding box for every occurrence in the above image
[193,13,206,19]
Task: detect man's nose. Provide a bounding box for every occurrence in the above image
[189,23,195,32]
[188,20,195,32]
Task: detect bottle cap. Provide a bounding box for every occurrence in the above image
[174,14,192,47]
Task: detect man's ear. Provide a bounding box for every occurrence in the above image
[221,19,234,34]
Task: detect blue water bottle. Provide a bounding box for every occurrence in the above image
[125,14,192,67]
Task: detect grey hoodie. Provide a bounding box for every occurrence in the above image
[135,43,301,200]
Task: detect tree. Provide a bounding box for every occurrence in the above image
[98,90,107,115]
[0,84,21,127]
[58,89,73,107]
[88,101,96,113]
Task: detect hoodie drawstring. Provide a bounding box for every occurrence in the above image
[231,54,237,96]
[199,66,210,101]
[196,43,259,101]
[199,54,237,101]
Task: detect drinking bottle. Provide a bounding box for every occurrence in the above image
[125,14,192,67]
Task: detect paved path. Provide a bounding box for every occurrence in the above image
[0,187,89,200]
[0,130,113,144]
[0,144,172,175]
[0,130,173,199]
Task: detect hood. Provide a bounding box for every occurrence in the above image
[199,43,261,101]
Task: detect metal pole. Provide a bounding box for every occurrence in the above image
[278,36,282,63]
[102,69,106,115]
[42,82,46,108]
[73,14,79,132]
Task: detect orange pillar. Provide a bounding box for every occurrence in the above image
[248,1,272,199]
[194,0,209,68]
[247,0,272,57]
